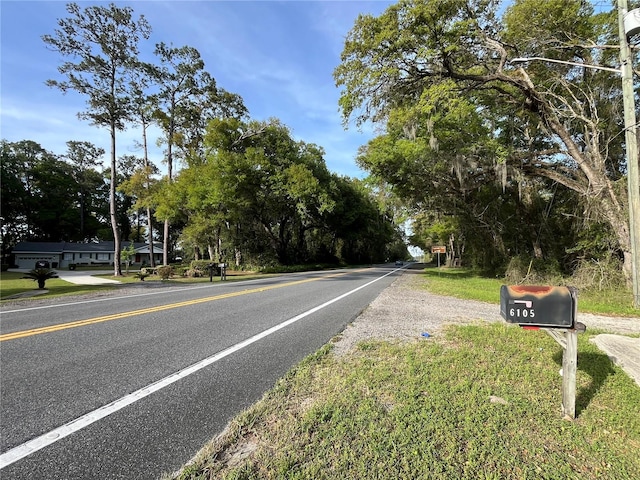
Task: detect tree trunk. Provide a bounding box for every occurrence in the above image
[79,188,85,239]
[141,116,155,268]
[147,207,155,267]
[163,106,176,267]
[447,233,455,267]
[110,124,122,276]
[163,219,169,266]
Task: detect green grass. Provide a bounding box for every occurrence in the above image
[173,323,640,480]
[419,267,639,316]
[418,268,506,303]
[0,270,273,302]
[0,271,115,300]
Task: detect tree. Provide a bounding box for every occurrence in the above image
[174,117,402,266]
[22,268,59,289]
[151,43,247,265]
[335,0,635,280]
[31,155,82,241]
[0,140,106,245]
[152,43,208,265]
[129,63,160,266]
[120,241,136,273]
[0,140,52,247]
[327,176,404,264]
[63,141,105,239]
[43,2,151,275]
[118,161,161,264]
[116,154,146,242]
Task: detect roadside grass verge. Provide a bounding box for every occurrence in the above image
[0,270,272,302]
[172,323,640,480]
[419,267,639,317]
[0,271,113,300]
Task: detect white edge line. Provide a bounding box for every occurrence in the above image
[0,268,399,469]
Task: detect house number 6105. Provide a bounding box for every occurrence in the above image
[510,308,535,318]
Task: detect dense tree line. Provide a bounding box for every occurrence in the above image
[0,2,408,270]
[335,0,639,284]
[1,140,108,244]
[159,118,407,266]
[0,139,149,246]
[0,135,405,267]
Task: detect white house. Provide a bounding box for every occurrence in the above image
[11,242,163,269]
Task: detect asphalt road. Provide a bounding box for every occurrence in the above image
[0,266,403,479]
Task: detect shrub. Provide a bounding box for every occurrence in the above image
[156,265,174,280]
[190,260,217,275]
[190,259,225,277]
[22,268,59,289]
[571,256,627,291]
[185,268,202,278]
[171,265,188,277]
[134,269,150,281]
[504,256,563,285]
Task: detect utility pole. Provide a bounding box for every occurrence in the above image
[618,0,640,308]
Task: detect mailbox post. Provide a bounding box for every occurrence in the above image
[219,263,227,281]
[500,285,585,420]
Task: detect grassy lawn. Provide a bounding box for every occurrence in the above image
[0,269,270,302]
[0,271,115,300]
[418,267,639,317]
[173,323,640,480]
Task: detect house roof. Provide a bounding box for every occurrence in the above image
[12,241,162,254]
[134,245,162,254]
[11,242,66,253]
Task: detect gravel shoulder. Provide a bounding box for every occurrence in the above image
[332,269,640,357]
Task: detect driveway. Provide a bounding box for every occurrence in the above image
[9,269,121,286]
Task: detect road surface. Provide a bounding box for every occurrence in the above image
[0,266,403,479]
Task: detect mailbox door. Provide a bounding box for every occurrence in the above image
[500,285,575,328]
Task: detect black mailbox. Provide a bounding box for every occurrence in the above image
[500,285,576,328]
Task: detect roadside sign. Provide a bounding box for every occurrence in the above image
[431,246,446,254]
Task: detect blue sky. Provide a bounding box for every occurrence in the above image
[1,0,395,178]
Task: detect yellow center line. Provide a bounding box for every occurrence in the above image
[1,270,362,342]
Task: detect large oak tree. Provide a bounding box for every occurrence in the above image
[335,0,637,280]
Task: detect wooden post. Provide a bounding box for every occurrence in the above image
[543,287,581,420]
[543,328,578,420]
[562,330,578,419]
